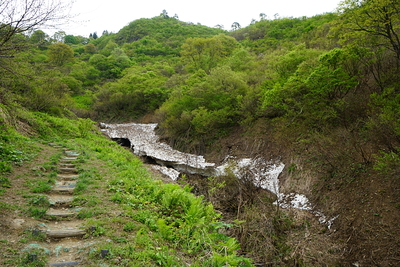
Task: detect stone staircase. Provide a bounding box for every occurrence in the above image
[27,147,89,266]
[46,149,84,266]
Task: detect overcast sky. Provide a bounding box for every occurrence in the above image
[62,0,342,37]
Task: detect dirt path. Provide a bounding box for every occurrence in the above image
[0,145,97,266]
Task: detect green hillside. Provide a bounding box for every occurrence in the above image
[1,1,400,266]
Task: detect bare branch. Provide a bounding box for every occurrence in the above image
[0,0,74,71]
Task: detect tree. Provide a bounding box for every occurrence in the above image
[181,34,238,73]
[231,22,241,31]
[161,10,169,18]
[0,0,72,71]
[48,42,74,66]
[84,43,97,54]
[74,35,88,45]
[29,30,49,48]
[109,47,131,69]
[157,65,248,145]
[338,0,400,61]
[64,35,79,44]
[101,40,118,56]
[26,73,72,114]
[52,31,66,42]
[260,13,267,20]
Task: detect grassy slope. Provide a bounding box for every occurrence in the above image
[0,111,251,266]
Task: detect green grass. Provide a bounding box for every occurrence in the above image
[27,207,47,219]
[69,136,253,266]
[0,176,11,187]
[0,128,39,175]
[27,195,50,207]
[77,207,102,219]
[71,195,100,207]
[72,93,94,109]
[30,180,53,193]
[0,112,253,266]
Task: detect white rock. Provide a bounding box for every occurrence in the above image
[11,219,25,229]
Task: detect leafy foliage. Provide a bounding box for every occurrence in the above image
[93,64,170,119]
[156,65,249,149]
[115,16,225,46]
[0,123,38,174]
[2,6,400,265]
[230,13,337,51]
[181,34,238,73]
[47,42,74,66]
[338,0,400,61]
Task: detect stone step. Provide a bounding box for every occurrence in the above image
[46,229,86,238]
[45,237,86,266]
[48,195,74,206]
[51,186,75,194]
[59,168,78,174]
[45,208,76,218]
[56,180,76,186]
[59,163,76,168]
[60,157,78,163]
[64,151,80,157]
[57,174,79,180]
[49,261,80,266]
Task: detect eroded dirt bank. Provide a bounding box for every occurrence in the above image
[202,121,400,266]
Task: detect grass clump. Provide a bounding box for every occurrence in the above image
[27,207,47,219]
[77,207,102,219]
[30,180,53,193]
[27,195,50,207]
[71,195,100,207]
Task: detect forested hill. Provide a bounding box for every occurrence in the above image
[1,1,400,265]
[115,16,225,46]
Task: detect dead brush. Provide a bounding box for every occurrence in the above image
[204,164,283,263]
